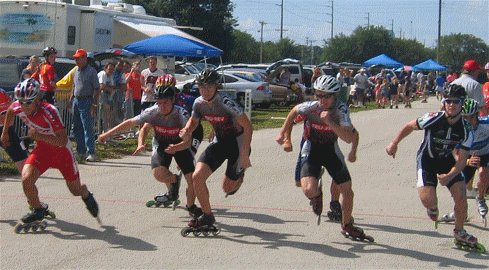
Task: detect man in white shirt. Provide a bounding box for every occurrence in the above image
[452,60,487,116]
[141,56,165,111]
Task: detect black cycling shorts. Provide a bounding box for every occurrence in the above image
[299,140,351,185]
[462,153,489,184]
[151,141,195,175]
[198,133,250,181]
[416,152,464,189]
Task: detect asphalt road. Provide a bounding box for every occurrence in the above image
[1,97,488,269]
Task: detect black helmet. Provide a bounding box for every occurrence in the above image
[196,68,220,84]
[444,83,466,100]
[153,84,175,99]
[42,47,57,57]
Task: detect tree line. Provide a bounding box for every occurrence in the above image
[123,0,488,70]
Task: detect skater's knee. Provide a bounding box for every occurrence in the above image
[153,167,173,183]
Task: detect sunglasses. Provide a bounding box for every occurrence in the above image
[444,99,462,105]
[316,93,335,99]
[19,99,35,105]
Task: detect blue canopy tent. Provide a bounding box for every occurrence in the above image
[123,26,222,58]
[413,59,448,71]
[363,54,404,68]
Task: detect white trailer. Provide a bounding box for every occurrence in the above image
[0,0,178,57]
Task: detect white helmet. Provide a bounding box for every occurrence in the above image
[313,75,341,93]
[14,78,40,101]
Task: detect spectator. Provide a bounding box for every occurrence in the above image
[435,73,446,101]
[447,70,458,83]
[112,60,127,124]
[336,68,345,85]
[21,55,40,80]
[35,47,58,105]
[98,63,115,132]
[68,49,100,162]
[451,60,487,115]
[279,66,291,85]
[125,61,143,117]
[311,66,322,86]
[353,68,370,107]
[483,63,489,112]
[141,56,164,111]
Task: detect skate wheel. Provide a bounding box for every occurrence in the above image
[365,235,375,242]
[23,224,30,233]
[476,243,487,253]
[180,227,191,237]
[47,211,56,219]
[212,225,221,236]
[193,230,201,237]
[14,223,24,234]
[202,230,210,237]
[31,223,39,232]
[39,221,47,231]
[146,201,155,207]
[163,201,172,208]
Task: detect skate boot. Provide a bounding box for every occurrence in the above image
[327,201,342,222]
[185,204,203,218]
[476,197,488,227]
[28,202,56,219]
[308,191,323,225]
[427,207,440,228]
[14,207,48,233]
[225,169,245,198]
[83,192,101,224]
[341,222,374,242]
[453,229,486,253]
[181,213,220,237]
[440,212,455,222]
[146,174,181,209]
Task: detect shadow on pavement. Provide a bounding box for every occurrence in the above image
[1,219,157,251]
[334,239,488,268]
[358,222,452,239]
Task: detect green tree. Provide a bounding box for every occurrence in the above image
[227,30,259,63]
[276,38,300,60]
[439,33,488,70]
[124,0,236,60]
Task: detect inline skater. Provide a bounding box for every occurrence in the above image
[287,114,359,222]
[138,74,204,216]
[277,75,371,240]
[1,79,99,231]
[440,99,488,223]
[179,68,252,233]
[0,88,27,173]
[386,84,484,251]
[97,84,194,209]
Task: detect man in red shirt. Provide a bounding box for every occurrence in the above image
[483,63,489,112]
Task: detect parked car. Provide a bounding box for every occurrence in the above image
[176,71,272,108]
[265,58,305,85]
[227,69,297,107]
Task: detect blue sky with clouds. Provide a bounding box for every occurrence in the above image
[231,0,488,48]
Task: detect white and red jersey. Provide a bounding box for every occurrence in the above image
[134,104,189,144]
[192,92,244,139]
[11,101,68,148]
[296,100,352,145]
[0,88,10,115]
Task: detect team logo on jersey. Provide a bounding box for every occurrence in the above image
[153,126,181,136]
[311,123,333,132]
[204,114,227,124]
[223,97,242,115]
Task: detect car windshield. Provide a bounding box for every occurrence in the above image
[0,62,20,86]
[231,73,260,82]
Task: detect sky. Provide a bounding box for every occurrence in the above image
[231,0,489,48]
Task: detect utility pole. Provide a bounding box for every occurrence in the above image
[276,0,284,40]
[326,0,333,40]
[437,0,441,62]
[365,12,370,28]
[259,21,267,63]
[389,19,394,37]
[310,40,316,65]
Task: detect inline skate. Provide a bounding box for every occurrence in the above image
[14,206,50,233]
[181,213,221,237]
[28,202,56,219]
[83,192,101,224]
[327,201,342,222]
[146,174,181,210]
[453,229,486,253]
[476,197,488,227]
[341,222,374,242]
